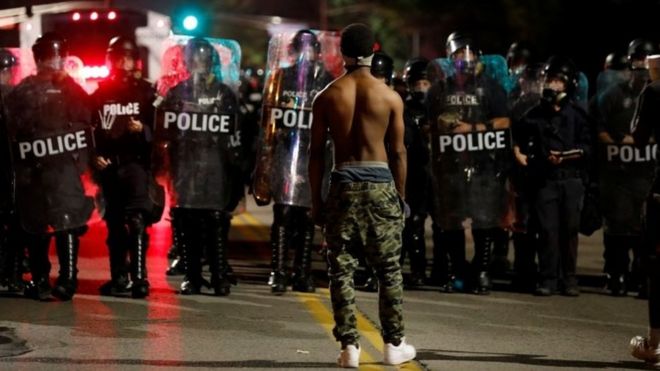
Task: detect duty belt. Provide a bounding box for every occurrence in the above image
[547,168,582,180]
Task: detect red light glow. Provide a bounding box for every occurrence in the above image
[72,12,81,21]
[107,11,117,20]
[90,12,99,21]
[82,65,110,79]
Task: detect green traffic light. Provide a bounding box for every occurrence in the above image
[183,15,198,31]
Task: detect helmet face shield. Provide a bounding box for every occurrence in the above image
[451,46,477,77]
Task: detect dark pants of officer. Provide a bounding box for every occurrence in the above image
[512,190,539,291]
[105,208,148,285]
[401,213,427,281]
[172,207,232,290]
[431,227,467,285]
[642,183,660,328]
[534,177,584,291]
[0,216,23,288]
[270,204,315,282]
[603,234,643,283]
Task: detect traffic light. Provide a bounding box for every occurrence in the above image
[172,9,204,35]
[182,15,198,31]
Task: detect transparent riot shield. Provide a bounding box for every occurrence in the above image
[153,35,241,210]
[427,55,513,230]
[5,75,95,234]
[252,30,341,207]
[508,64,544,122]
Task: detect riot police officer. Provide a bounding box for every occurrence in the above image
[371,51,394,85]
[155,37,241,296]
[590,41,655,297]
[0,48,23,292]
[400,57,430,288]
[427,32,512,294]
[518,56,592,296]
[5,32,94,301]
[629,53,660,366]
[92,36,161,298]
[253,29,335,294]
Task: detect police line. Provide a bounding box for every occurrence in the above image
[14,129,93,160]
[437,129,511,153]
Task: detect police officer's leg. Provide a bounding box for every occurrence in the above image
[100,210,130,295]
[429,222,448,286]
[126,210,149,298]
[206,210,231,296]
[292,206,316,293]
[436,229,466,292]
[176,208,202,295]
[166,209,185,276]
[52,229,81,300]
[0,218,23,292]
[558,178,583,296]
[534,181,561,295]
[405,213,427,287]
[604,233,629,296]
[24,234,52,301]
[472,228,494,295]
[631,234,647,297]
[269,204,292,294]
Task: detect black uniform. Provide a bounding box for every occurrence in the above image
[519,99,592,294]
[162,75,241,296]
[591,79,652,295]
[5,72,93,301]
[631,78,660,328]
[428,73,511,294]
[401,97,430,287]
[92,73,158,298]
[267,62,333,294]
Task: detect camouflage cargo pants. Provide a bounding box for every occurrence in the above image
[324,181,406,345]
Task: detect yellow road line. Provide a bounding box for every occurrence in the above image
[296,292,384,370]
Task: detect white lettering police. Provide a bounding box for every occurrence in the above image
[446,94,479,106]
[18,130,88,160]
[270,108,312,129]
[606,144,657,163]
[439,131,507,153]
[163,111,232,133]
[103,102,140,117]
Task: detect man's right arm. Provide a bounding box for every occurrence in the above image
[387,93,407,198]
[309,90,329,225]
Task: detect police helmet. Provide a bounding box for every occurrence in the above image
[0,49,17,70]
[371,51,394,84]
[506,41,533,68]
[184,37,217,72]
[628,38,657,61]
[32,32,68,63]
[107,36,140,61]
[446,31,474,56]
[403,57,429,87]
[542,55,578,93]
[604,51,629,71]
[291,29,321,55]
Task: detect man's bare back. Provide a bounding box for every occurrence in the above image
[309,67,407,216]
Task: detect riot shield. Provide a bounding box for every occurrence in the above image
[252,30,341,207]
[153,36,241,210]
[427,56,513,230]
[0,49,20,215]
[575,71,589,108]
[508,64,543,122]
[5,75,94,234]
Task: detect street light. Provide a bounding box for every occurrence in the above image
[182,15,198,31]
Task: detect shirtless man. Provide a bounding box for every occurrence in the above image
[309,23,416,368]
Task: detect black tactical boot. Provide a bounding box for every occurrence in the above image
[166,218,185,276]
[25,237,51,301]
[472,229,493,295]
[178,212,204,295]
[100,222,131,296]
[128,214,149,298]
[52,232,79,301]
[292,219,315,293]
[269,220,288,295]
[208,211,232,296]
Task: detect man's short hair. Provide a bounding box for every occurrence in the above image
[340,23,374,58]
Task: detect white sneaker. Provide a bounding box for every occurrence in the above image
[337,344,360,368]
[630,336,660,365]
[383,337,416,365]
